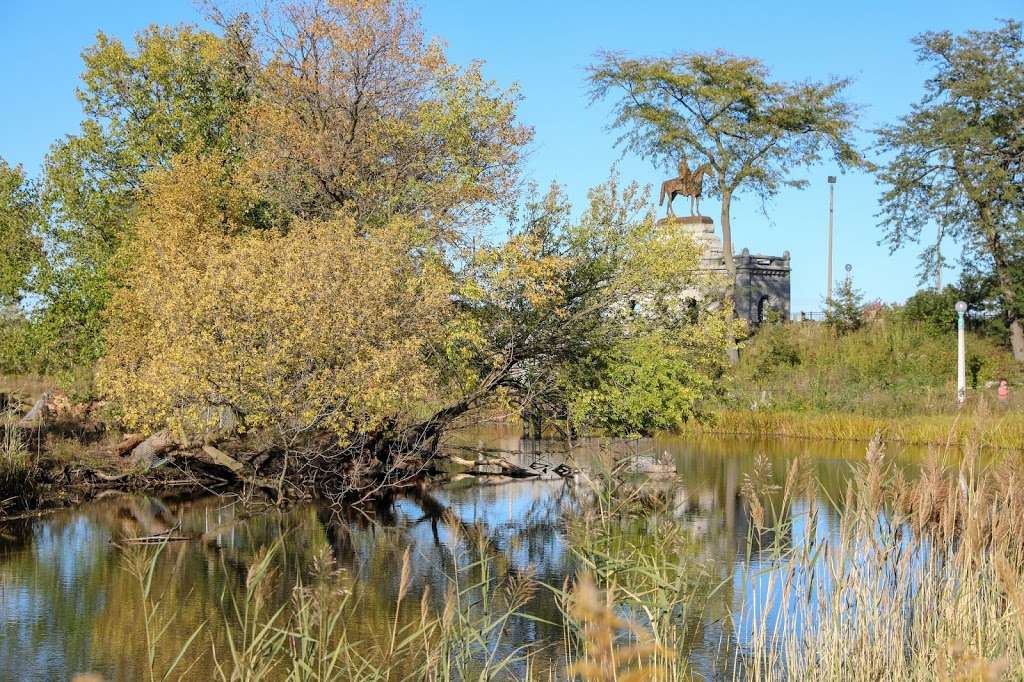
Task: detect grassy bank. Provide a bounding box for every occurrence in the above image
[726,317,1018,417]
[684,405,1024,449]
[696,316,1024,448]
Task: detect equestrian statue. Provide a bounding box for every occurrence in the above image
[659,155,712,217]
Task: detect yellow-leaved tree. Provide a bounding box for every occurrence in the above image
[97,155,452,485]
[88,0,737,497]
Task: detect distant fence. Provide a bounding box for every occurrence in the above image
[792,311,888,323]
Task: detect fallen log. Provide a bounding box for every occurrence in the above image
[119,534,191,544]
[201,445,246,474]
[16,392,50,428]
[129,431,175,468]
[92,470,132,482]
[446,453,539,478]
[113,433,147,458]
[447,473,525,487]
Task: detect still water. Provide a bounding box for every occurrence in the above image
[0,430,932,681]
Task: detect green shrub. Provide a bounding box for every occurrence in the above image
[727,312,1017,417]
[748,324,802,381]
[900,286,962,334]
[0,314,35,375]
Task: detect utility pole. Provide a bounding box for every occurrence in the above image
[827,176,836,303]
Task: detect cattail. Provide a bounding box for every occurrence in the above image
[397,546,412,606]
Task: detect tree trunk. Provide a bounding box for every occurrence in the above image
[986,230,1024,362]
[1010,318,1024,362]
[958,165,1022,363]
[720,190,740,365]
[995,255,1024,361]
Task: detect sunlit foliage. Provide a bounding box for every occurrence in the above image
[36,24,251,377]
[97,155,451,444]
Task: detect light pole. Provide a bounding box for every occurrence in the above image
[956,300,968,405]
[827,176,836,303]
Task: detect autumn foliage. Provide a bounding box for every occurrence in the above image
[7,0,737,493]
[97,156,451,446]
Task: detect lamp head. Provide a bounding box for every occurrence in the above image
[955,300,968,314]
[827,176,837,184]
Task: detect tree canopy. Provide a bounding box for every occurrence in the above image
[0,161,40,309]
[587,50,861,361]
[876,20,1024,361]
[55,0,737,496]
[33,23,251,376]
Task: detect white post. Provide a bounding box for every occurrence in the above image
[956,300,968,405]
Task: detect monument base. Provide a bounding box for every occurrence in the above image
[657,215,723,263]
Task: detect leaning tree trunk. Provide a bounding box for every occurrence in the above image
[720,189,740,365]
[988,229,1024,362]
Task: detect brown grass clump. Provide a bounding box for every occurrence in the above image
[568,573,674,682]
[738,438,1024,681]
[0,409,38,511]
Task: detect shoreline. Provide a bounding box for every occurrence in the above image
[682,408,1024,450]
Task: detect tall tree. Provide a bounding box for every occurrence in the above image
[210,0,531,243]
[37,24,252,375]
[588,50,860,362]
[0,160,41,309]
[35,0,529,378]
[876,20,1024,361]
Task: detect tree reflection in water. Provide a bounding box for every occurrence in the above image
[0,430,925,681]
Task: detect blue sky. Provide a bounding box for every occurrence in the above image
[1,0,1019,312]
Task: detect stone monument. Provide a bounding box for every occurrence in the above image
[657,160,791,325]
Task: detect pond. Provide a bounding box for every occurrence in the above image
[0,428,935,681]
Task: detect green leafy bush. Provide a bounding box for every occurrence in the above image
[900,286,962,334]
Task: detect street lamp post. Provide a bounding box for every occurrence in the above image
[956,300,968,405]
[827,176,836,303]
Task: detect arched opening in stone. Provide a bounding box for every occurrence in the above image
[757,295,777,324]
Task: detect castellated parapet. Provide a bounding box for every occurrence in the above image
[659,216,791,325]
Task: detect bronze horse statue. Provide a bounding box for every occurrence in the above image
[659,157,712,217]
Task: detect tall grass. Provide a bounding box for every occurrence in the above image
[687,398,1024,450]
[121,541,206,682]
[0,409,37,511]
[736,438,1024,680]
[560,452,727,680]
[203,524,553,681]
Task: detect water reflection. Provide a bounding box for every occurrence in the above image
[0,430,927,681]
